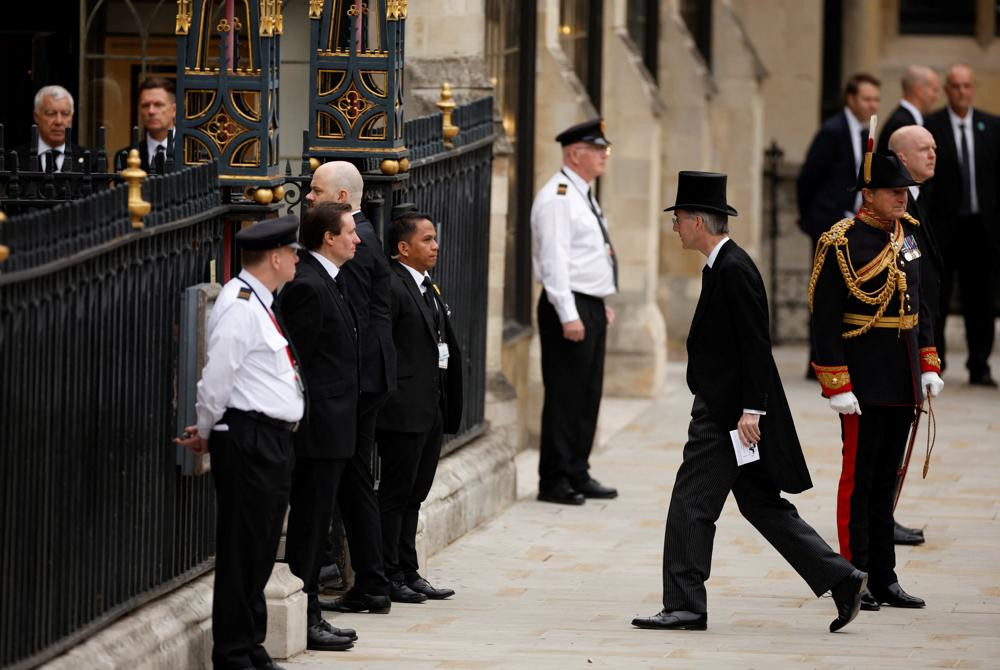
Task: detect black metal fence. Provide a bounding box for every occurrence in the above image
[0,163,227,669]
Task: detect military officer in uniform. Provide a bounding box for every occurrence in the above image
[809,141,945,612]
[176,216,306,670]
[531,118,619,505]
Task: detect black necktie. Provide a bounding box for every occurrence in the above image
[586,186,619,290]
[958,123,973,215]
[153,145,166,174]
[422,276,443,337]
[45,149,61,173]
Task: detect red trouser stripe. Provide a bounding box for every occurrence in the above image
[837,413,860,562]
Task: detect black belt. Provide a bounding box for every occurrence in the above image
[224,408,300,433]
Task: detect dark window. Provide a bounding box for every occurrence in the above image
[680,0,712,70]
[559,0,603,108]
[899,0,975,35]
[626,0,659,80]
[486,0,537,330]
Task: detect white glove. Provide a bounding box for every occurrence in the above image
[829,391,862,415]
[922,371,944,398]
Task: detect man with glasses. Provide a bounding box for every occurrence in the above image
[530,118,619,505]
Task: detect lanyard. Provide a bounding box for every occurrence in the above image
[560,169,619,288]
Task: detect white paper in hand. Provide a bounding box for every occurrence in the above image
[729,429,761,466]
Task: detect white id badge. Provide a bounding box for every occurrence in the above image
[438,342,450,369]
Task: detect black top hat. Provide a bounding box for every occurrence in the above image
[236,214,302,251]
[663,171,738,217]
[555,118,611,147]
[853,152,919,191]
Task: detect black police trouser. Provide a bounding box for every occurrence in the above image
[210,413,295,670]
[537,290,607,491]
[377,409,444,582]
[333,390,391,595]
[837,405,913,591]
[938,213,997,377]
[663,396,854,613]
[286,457,347,626]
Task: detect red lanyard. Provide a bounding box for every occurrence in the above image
[265,309,298,376]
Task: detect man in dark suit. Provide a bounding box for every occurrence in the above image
[797,73,881,377]
[377,211,463,604]
[925,63,1000,386]
[277,201,361,651]
[875,65,940,155]
[886,125,942,547]
[114,77,177,174]
[13,85,92,172]
[632,172,865,634]
[302,161,398,613]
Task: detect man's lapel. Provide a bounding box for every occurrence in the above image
[394,261,439,341]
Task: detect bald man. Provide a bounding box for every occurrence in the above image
[876,65,940,154]
[925,63,1000,387]
[305,162,403,612]
[887,124,942,546]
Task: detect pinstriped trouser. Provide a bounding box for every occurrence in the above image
[662,396,855,613]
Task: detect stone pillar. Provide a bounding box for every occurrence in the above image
[599,0,666,396]
[841,0,883,80]
[262,563,307,660]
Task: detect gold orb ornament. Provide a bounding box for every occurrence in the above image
[398,157,410,173]
[380,159,400,176]
[271,185,285,201]
[253,188,274,205]
[309,157,321,173]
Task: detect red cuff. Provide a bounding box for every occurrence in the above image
[811,363,852,397]
[919,347,941,374]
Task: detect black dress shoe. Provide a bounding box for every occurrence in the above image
[829,569,867,632]
[320,591,391,614]
[390,580,428,603]
[317,618,357,641]
[306,622,354,651]
[631,610,707,631]
[969,372,999,388]
[572,478,618,499]
[893,520,926,545]
[870,582,925,608]
[859,589,880,611]
[537,484,585,505]
[318,562,344,591]
[408,576,455,600]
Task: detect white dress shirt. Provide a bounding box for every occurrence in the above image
[531,166,616,323]
[309,250,340,281]
[899,98,924,127]
[947,106,979,214]
[195,270,304,437]
[844,108,865,216]
[37,139,66,171]
[399,260,430,293]
[705,237,765,417]
[908,185,920,204]
[145,129,175,169]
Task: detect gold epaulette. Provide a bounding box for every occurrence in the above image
[902,212,919,227]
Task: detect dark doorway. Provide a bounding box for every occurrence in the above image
[820,0,844,122]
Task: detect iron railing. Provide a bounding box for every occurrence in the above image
[0,163,228,670]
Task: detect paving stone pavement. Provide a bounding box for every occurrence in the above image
[285,344,1000,669]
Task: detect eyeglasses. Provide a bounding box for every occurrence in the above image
[671,214,698,226]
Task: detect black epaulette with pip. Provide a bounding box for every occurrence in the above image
[556,183,568,196]
[237,287,252,300]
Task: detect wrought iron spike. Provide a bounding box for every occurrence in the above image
[96,126,108,173]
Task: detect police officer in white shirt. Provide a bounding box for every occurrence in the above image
[531,118,619,505]
[176,215,304,670]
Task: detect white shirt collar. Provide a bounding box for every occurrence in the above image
[706,237,730,269]
[947,106,972,126]
[146,130,172,155]
[238,269,273,309]
[908,185,921,202]
[397,260,430,291]
[899,99,924,127]
[351,208,362,215]
[843,107,865,169]
[38,138,66,154]
[561,165,592,193]
[308,250,340,280]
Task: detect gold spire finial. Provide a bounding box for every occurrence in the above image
[121,149,151,229]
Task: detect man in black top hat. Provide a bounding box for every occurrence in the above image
[177,215,309,669]
[809,146,944,611]
[530,118,619,505]
[632,172,865,634]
